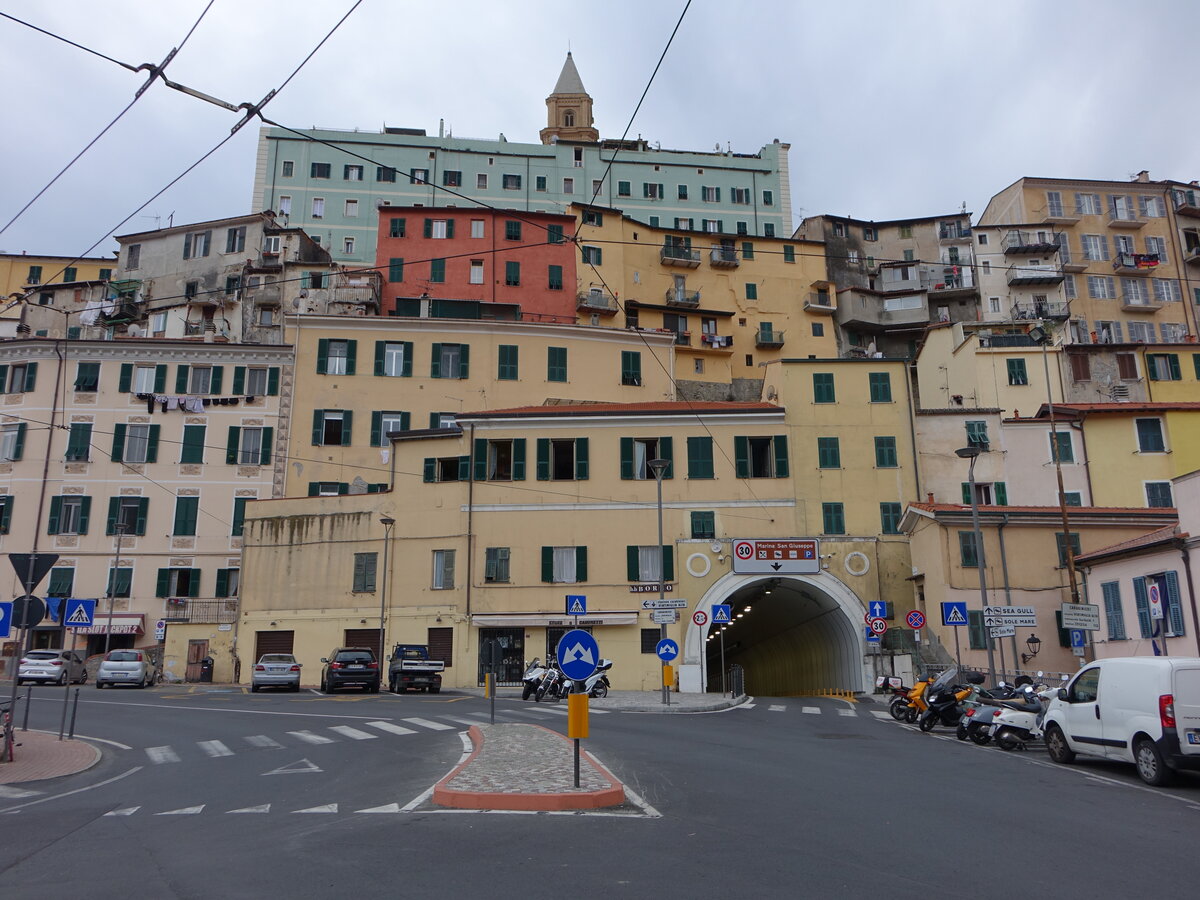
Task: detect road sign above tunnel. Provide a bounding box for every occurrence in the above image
[731,539,820,575]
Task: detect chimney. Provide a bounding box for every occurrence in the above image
[1134,170,1150,183]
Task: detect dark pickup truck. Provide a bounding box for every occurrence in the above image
[388,644,445,693]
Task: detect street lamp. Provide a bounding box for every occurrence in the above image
[378,516,395,678]
[647,458,670,706]
[955,446,997,682]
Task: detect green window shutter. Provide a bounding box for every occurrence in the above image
[541,547,554,583]
[620,437,634,479]
[311,410,324,445]
[734,436,750,478]
[316,339,329,374]
[48,496,62,535]
[111,424,126,463]
[773,435,789,478]
[536,438,550,480]
[575,546,588,582]
[154,364,167,393]
[512,439,526,480]
[659,436,674,478]
[232,367,246,395]
[962,482,972,504]
[995,482,1008,505]
[77,496,91,534]
[259,427,273,466]
[267,367,280,395]
[374,342,386,376]
[372,412,384,448]
[423,459,436,482]
[156,569,170,598]
[118,363,133,393]
[226,426,241,464]
[662,546,674,582]
[627,546,640,581]
[458,345,469,378]
[341,410,353,446]
[401,343,413,377]
[135,498,148,535]
[388,258,405,282]
[175,365,190,393]
[430,343,442,378]
[181,425,205,464]
[215,569,229,599]
[575,437,589,480]
[473,437,487,480]
[145,424,160,463]
[687,436,714,479]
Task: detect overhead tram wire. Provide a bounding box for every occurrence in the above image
[0,1,217,240]
[11,0,365,298]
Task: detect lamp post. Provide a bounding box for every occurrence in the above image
[955,446,996,682]
[103,525,126,657]
[647,458,670,706]
[379,516,395,677]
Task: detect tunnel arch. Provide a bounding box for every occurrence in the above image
[681,571,868,695]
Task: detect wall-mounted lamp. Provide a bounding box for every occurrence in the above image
[1021,634,1042,664]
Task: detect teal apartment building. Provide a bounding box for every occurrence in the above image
[250,54,792,267]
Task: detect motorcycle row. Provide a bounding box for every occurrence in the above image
[884,667,1065,751]
[521,657,613,701]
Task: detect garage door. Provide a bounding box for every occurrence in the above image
[254,630,295,659]
[343,628,381,661]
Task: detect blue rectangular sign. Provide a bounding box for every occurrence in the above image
[941,601,969,627]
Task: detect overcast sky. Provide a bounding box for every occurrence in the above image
[2,0,1197,260]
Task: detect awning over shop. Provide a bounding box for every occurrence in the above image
[471,612,639,628]
[72,613,145,636]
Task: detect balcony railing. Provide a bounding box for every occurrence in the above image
[1003,231,1061,255]
[755,329,785,349]
[709,247,740,268]
[660,244,701,268]
[577,290,618,314]
[1007,263,1064,285]
[163,598,239,625]
[664,288,701,307]
[1108,209,1144,228]
[1011,301,1070,321]
[1112,251,1159,274]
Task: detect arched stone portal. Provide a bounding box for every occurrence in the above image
[680,572,867,696]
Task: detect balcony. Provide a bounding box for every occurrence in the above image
[938,223,972,242]
[1003,231,1060,255]
[1011,301,1070,321]
[1007,263,1064,286]
[660,244,700,268]
[1035,204,1081,225]
[1174,192,1200,218]
[1121,294,1163,313]
[1112,252,1159,274]
[163,598,239,625]
[1108,209,1145,229]
[664,288,701,308]
[804,292,836,315]
[709,247,740,268]
[755,328,785,349]
[577,290,618,315]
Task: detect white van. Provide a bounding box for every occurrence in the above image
[1042,656,1200,785]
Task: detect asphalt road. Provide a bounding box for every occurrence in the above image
[3,687,1199,898]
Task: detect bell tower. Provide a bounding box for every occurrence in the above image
[540,52,599,144]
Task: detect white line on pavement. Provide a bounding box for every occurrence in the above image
[286,730,335,744]
[328,725,377,740]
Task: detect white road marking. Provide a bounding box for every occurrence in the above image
[228,804,271,813]
[768,704,787,712]
[0,786,40,799]
[146,746,181,764]
[366,720,417,736]
[104,807,139,816]
[356,803,401,813]
[801,706,821,714]
[245,735,283,749]
[157,805,205,815]
[287,730,335,744]
[199,740,234,757]
[838,708,857,717]
[328,725,377,741]
[293,804,337,814]
[401,717,454,731]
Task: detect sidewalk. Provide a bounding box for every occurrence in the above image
[466,688,748,713]
[0,730,101,784]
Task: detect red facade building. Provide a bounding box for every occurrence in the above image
[374,207,578,322]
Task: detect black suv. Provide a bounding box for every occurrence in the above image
[319,647,381,693]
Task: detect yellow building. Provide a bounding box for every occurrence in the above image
[572,205,837,399]
[237,357,920,695]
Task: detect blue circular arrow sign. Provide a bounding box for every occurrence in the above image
[556,629,600,681]
[655,639,679,661]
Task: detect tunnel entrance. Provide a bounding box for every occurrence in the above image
[696,575,864,696]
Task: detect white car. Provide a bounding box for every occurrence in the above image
[17,649,88,685]
[1042,656,1200,785]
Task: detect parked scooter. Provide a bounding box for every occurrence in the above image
[562,659,613,698]
[918,669,981,732]
[521,658,547,701]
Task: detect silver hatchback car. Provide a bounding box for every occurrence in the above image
[96,649,155,688]
[18,649,88,685]
[250,654,302,692]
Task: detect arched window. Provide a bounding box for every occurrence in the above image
[563,110,575,127]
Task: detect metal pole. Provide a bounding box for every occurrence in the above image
[103,526,126,657]
[967,455,996,682]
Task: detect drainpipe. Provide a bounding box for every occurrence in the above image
[1176,538,1200,656]
[996,513,1019,670]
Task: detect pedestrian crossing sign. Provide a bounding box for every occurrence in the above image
[64,597,96,628]
[565,595,586,616]
[941,601,968,627]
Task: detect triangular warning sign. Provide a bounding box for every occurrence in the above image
[568,599,585,614]
[945,606,967,625]
[66,604,91,625]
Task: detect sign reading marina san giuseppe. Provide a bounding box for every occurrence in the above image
[731,539,820,575]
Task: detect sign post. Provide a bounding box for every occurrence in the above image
[557,629,599,788]
[712,604,732,695]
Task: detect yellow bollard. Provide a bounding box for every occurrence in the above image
[567,692,589,739]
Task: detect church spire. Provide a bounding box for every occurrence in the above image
[540,52,598,144]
